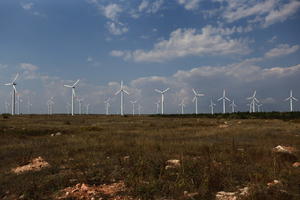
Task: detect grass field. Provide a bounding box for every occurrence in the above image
[1,113,300,199]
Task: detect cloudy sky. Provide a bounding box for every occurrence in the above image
[0,0,300,114]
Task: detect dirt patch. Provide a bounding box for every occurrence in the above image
[56,181,137,200]
[11,157,50,174]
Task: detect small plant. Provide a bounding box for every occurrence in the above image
[2,113,11,119]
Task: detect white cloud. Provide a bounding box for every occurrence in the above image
[177,0,201,10]
[20,63,39,71]
[263,0,300,27]
[138,0,164,14]
[265,44,300,58]
[21,2,34,10]
[103,4,122,21]
[107,21,128,35]
[111,25,251,62]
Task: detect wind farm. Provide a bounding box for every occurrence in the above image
[1,0,300,199]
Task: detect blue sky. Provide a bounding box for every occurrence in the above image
[0,0,300,114]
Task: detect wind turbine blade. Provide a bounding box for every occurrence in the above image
[293,97,298,101]
[225,97,230,101]
[192,89,197,95]
[72,89,76,97]
[217,97,223,101]
[285,97,290,101]
[64,84,72,88]
[12,73,19,83]
[155,89,162,93]
[115,90,121,95]
[123,90,129,95]
[13,85,17,93]
[163,88,170,93]
[72,79,80,87]
[4,83,12,86]
[192,96,196,102]
[253,90,256,97]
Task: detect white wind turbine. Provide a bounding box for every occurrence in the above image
[104,98,111,115]
[209,99,216,115]
[130,100,137,115]
[115,81,129,116]
[285,90,298,112]
[5,101,10,113]
[47,97,54,115]
[86,104,90,114]
[17,93,23,115]
[138,104,142,115]
[229,99,237,113]
[218,89,230,114]
[27,96,32,114]
[257,104,263,112]
[155,88,170,114]
[192,89,204,114]
[155,100,160,114]
[247,90,259,113]
[178,99,185,114]
[64,79,80,116]
[4,73,19,115]
[77,97,84,115]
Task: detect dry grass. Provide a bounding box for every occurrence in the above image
[0,114,300,199]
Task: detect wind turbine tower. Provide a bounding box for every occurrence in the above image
[130,100,137,115]
[179,99,185,114]
[209,99,216,115]
[4,73,19,115]
[218,89,230,114]
[229,99,237,113]
[247,91,259,113]
[77,97,84,115]
[155,100,160,114]
[285,90,298,112]
[115,81,129,116]
[104,98,111,115]
[155,88,170,114]
[86,104,90,114]
[64,79,80,116]
[192,89,204,114]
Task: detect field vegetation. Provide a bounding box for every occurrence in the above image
[1,113,300,199]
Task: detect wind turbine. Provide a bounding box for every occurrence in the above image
[155,100,160,114]
[218,89,230,114]
[5,101,10,113]
[138,104,142,115]
[229,99,237,113]
[64,79,80,116]
[27,96,32,114]
[47,97,54,115]
[192,89,204,114]
[178,99,185,114]
[4,73,19,115]
[17,93,23,115]
[104,98,111,115]
[77,97,84,115]
[155,88,170,114]
[209,99,216,115]
[285,90,298,112]
[247,90,259,113]
[257,104,263,112]
[115,81,129,116]
[86,104,90,114]
[130,100,137,115]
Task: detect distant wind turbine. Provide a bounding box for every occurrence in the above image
[104,98,111,115]
[17,93,23,115]
[115,81,129,116]
[47,97,54,115]
[247,90,259,113]
[218,89,230,114]
[27,96,32,114]
[192,89,204,114]
[155,100,160,114]
[229,99,237,113]
[5,101,10,113]
[130,100,137,115]
[86,104,90,114]
[155,88,170,114]
[285,90,298,112]
[4,73,19,115]
[64,79,80,116]
[257,104,263,112]
[178,99,185,114]
[77,97,84,115]
[209,99,216,115]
